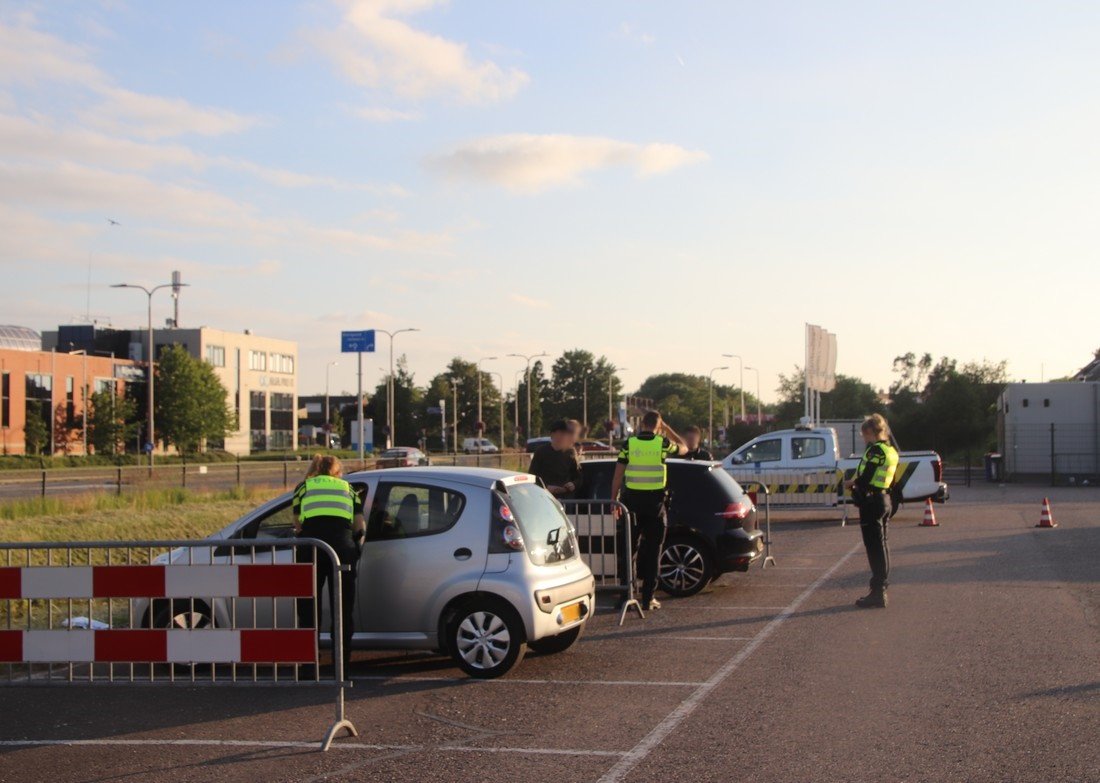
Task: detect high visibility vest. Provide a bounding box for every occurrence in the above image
[858,441,899,489]
[624,436,668,491]
[298,475,355,523]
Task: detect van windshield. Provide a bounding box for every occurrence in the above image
[504,483,576,565]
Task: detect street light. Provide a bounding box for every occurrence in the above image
[581,370,590,430]
[708,366,729,448]
[324,361,339,436]
[111,280,189,468]
[608,368,626,437]
[513,369,525,449]
[476,356,497,439]
[489,371,506,455]
[723,354,745,423]
[506,352,548,441]
[745,366,762,425]
[376,328,419,448]
[450,377,462,454]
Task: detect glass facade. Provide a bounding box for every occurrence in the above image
[250,390,266,451]
[1,372,9,428]
[270,392,294,450]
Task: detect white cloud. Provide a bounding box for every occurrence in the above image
[427,134,709,193]
[509,293,549,309]
[81,87,257,140]
[315,0,529,104]
[353,105,421,122]
[617,22,655,46]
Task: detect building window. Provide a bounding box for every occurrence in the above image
[65,377,75,427]
[205,345,226,367]
[1043,399,1050,408]
[248,350,267,371]
[24,373,53,450]
[270,353,295,374]
[1,372,9,428]
[94,378,114,395]
[1022,399,1029,408]
[270,392,294,449]
[250,391,267,450]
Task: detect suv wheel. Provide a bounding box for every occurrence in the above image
[528,623,584,655]
[659,537,714,597]
[448,598,526,678]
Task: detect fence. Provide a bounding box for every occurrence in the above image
[725,467,846,522]
[734,482,777,568]
[0,537,357,751]
[1002,422,1100,486]
[561,500,643,625]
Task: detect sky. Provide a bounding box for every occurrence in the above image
[2,1,1098,401]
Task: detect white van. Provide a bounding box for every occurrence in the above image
[462,438,499,454]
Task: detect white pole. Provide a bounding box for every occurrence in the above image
[357,351,364,463]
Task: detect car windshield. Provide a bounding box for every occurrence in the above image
[504,482,577,566]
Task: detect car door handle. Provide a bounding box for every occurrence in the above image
[453,548,472,561]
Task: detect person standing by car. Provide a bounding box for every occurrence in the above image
[680,425,714,461]
[528,419,583,499]
[844,414,899,609]
[293,455,365,666]
[610,410,688,611]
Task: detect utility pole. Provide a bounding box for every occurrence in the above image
[477,356,497,443]
[708,365,729,448]
[582,370,590,429]
[489,371,505,454]
[377,328,419,448]
[324,360,338,439]
[507,352,547,442]
[746,366,762,426]
[451,377,461,454]
[723,353,744,423]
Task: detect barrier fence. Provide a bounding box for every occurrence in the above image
[1003,422,1100,486]
[726,467,847,523]
[737,482,777,569]
[0,538,357,751]
[561,499,643,625]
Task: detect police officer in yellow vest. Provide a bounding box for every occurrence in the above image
[293,455,365,665]
[844,414,899,609]
[611,410,688,611]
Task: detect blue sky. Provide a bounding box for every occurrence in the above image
[2,1,1098,400]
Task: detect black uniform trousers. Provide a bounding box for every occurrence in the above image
[857,491,892,594]
[296,520,359,662]
[622,488,668,604]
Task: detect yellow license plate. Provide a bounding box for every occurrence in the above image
[560,603,582,623]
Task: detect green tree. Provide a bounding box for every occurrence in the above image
[774,367,883,428]
[515,360,549,440]
[23,402,49,455]
[636,373,749,438]
[545,349,620,431]
[425,358,503,448]
[154,345,235,453]
[366,355,423,446]
[88,390,139,456]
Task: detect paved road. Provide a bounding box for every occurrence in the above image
[0,485,1096,782]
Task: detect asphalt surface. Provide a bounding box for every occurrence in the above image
[0,484,1097,783]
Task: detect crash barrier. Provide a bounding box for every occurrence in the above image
[560,499,643,625]
[736,481,777,569]
[726,467,847,521]
[0,538,357,751]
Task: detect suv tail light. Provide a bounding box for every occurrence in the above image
[932,455,943,482]
[717,500,751,520]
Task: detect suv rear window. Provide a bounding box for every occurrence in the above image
[669,463,745,507]
[504,483,577,565]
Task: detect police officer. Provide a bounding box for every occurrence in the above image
[293,455,365,666]
[844,414,898,609]
[610,410,688,611]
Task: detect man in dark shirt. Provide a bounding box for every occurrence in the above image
[528,419,583,499]
[681,425,714,461]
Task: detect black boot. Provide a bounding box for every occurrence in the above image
[855,591,888,609]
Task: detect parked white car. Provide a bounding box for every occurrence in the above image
[462,438,500,454]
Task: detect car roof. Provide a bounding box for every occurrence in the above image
[346,465,537,489]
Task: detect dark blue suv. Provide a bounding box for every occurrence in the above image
[577,459,765,597]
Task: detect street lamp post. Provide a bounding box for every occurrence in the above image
[745,366,762,425]
[377,328,419,448]
[451,378,461,454]
[476,356,497,442]
[723,354,744,423]
[581,371,590,429]
[607,368,626,438]
[489,371,505,456]
[324,361,338,440]
[506,352,547,442]
[111,281,188,468]
[708,365,729,448]
[70,349,89,455]
[513,369,525,449]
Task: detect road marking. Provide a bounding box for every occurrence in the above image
[598,540,860,783]
[665,636,755,642]
[657,605,791,610]
[354,676,705,687]
[0,738,625,758]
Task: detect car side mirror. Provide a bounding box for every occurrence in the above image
[731,454,745,464]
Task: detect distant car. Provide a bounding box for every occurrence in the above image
[376,447,430,469]
[462,438,499,454]
[138,468,594,679]
[577,459,764,597]
[576,440,613,453]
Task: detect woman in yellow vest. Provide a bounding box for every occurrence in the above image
[293,455,366,666]
[844,414,899,609]
[611,410,688,611]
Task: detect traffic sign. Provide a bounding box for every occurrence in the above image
[341,330,376,353]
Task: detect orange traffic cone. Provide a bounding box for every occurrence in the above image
[919,499,939,527]
[1036,498,1057,528]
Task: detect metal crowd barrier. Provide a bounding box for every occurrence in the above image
[736,481,777,569]
[726,467,848,523]
[0,537,357,752]
[560,499,643,625]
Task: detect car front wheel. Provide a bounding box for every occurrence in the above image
[448,599,526,678]
[659,538,715,597]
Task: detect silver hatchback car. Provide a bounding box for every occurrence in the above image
[143,467,595,678]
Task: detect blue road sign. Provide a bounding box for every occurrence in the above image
[341,330,376,353]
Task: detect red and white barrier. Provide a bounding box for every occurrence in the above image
[0,629,315,664]
[0,563,314,600]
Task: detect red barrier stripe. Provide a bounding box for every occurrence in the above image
[240,630,315,663]
[237,564,314,598]
[0,630,22,663]
[0,568,20,599]
[93,566,166,598]
[95,630,167,662]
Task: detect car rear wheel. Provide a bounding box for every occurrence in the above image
[448,599,526,679]
[659,538,714,597]
[528,623,584,655]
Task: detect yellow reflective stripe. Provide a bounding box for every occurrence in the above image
[625,465,664,473]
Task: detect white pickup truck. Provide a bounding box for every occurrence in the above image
[721,426,949,507]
